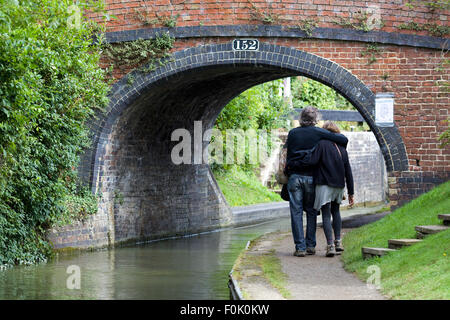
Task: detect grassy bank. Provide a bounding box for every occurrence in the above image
[342,181,450,299]
[213,166,282,207]
[231,233,291,299]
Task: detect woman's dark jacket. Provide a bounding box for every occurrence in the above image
[308,139,354,195]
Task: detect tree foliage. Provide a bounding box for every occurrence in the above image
[215,80,288,132]
[291,77,353,111]
[291,77,369,131]
[212,80,289,172]
[0,0,109,266]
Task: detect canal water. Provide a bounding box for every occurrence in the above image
[0,217,291,300]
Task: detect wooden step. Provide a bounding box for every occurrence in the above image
[415,225,449,239]
[362,247,396,259]
[438,214,450,226]
[388,239,422,249]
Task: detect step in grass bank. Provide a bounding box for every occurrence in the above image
[342,181,450,300]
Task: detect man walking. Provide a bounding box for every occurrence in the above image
[285,106,348,257]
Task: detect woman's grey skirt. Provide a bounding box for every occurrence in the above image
[314,184,345,211]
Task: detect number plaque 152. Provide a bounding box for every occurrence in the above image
[233,39,259,51]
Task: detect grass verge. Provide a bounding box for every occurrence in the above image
[258,249,291,299]
[341,181,450,299]
[232,234,291,299]
[213,166,282,206]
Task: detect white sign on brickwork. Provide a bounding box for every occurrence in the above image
[375,93,394,127]
[232,39,259,51]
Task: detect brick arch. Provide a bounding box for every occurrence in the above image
[81,41,408,190]
[77,41,410,245]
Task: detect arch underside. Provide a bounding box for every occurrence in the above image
[79,42,408,244]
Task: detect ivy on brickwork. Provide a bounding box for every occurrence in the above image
[435,53,449,97]
[332,10,385,32]
[360,43,383,64]
[248,0,280,24]
[290,17,319,37]
[102,32,175,82]
[133,0,180,27]
[397,22,450,37]
[439,120,450,148]
[405,0,450,12]
[399,0,450,37]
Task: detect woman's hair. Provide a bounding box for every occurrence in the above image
[299,106,319,127]
[322,121,341,134]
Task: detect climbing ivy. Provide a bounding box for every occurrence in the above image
[405,0,450,12]
[102,32,175,79]
[290,17,319,37]
[248,0,280,24]
[397,21,449,37]
[438,120,450,148]
[360,43,383,65]
[332,10,385,32]
[133,0,180,27]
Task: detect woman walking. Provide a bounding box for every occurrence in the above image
[308,121,354,257]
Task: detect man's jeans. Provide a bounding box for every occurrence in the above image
[287,174,317,251]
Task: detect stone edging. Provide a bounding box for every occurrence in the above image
[228,240,250,300]
[104,25,449,50]
[231,202,290,227]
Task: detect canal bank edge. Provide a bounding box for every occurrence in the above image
[48,201,292,255]
[228,206,391,300]
[48,201,387,255]
[228,240,250,300]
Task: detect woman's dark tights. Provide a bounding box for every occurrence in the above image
[321,201,342,245]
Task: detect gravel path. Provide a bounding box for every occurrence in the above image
[274,229,386,300]
[235,226,387,300]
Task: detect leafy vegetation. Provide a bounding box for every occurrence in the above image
[360,43,383,65]
[212,80,289,173]
[291,77,369,132]
[0,0,109,266]
[248,0,280,25]
[290,18,319,37]
[332,10,385,32]
[102,32,175,77]
[342,181,450,299]
[404,0,450,12]
[397,21,450,37]
[438,119,450,148]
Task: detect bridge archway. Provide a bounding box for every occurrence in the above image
[79,42,408,244]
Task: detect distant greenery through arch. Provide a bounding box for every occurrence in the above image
[212,76,369,206]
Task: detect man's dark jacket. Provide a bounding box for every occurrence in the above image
[285,126,348,177]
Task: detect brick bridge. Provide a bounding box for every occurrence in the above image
[48,1,449,249]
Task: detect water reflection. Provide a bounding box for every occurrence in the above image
[0,218,290,300]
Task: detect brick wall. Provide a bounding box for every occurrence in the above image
[87,0,448,35]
